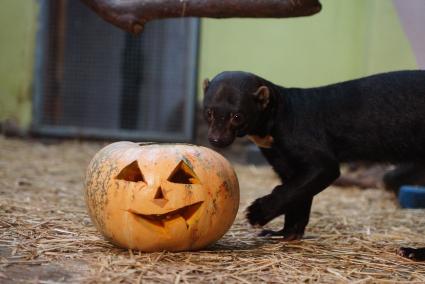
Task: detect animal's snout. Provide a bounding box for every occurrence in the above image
[209,137,220,144]
[209,138,229,148]
[208,138,221,148]
[208,134,235,148]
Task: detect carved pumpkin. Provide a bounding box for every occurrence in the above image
[85,142,239,252]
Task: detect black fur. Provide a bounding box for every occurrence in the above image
[203,70,425,260]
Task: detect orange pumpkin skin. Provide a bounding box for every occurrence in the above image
[85,142,239,252]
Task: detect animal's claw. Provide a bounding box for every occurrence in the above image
[258,229,304,241]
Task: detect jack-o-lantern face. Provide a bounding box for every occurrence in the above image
[85,142,239,252]
[116,159,205,235]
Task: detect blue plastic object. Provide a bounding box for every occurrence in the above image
[398,185,425,209]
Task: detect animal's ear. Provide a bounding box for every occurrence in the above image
[203,78,210,93]
[253,86,270,110]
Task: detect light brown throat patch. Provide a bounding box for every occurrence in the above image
[248,135,274,148]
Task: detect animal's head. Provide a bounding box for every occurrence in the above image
[203,71,271,148]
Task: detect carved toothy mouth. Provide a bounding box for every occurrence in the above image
[130,201,203,229]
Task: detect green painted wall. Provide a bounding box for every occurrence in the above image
[0,0,38,127]
[199,0,417,93]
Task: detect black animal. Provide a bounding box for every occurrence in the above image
[384,164,425,194]
[202,70,425,260]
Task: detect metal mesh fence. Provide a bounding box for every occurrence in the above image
[33,0,199,141]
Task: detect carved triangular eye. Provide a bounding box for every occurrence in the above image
[167,161,200,184]
[115,161,145,182]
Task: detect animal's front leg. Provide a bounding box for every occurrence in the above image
[256,146,312,240]
[259,196,313,240]
[247,154,339,229]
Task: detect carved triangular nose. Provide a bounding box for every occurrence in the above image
[154,187,166,200]
[153,187,167,207]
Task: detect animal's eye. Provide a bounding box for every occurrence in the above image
[205,109,213,122]
[232,113,244,125]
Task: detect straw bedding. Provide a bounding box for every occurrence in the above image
[1,136,425,283]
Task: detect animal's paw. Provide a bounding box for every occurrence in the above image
[246,195,281,227]
[397,247,425,261]
[259,228,304,241]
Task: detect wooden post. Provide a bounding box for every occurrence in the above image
[81,0,322,34]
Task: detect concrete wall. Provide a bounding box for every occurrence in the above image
[198,0,417,91]
[0,0,38,127]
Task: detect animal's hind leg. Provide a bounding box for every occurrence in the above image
[383,163,425,194]
[397,247,425,261]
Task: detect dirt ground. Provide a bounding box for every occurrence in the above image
[1,136,425,283]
